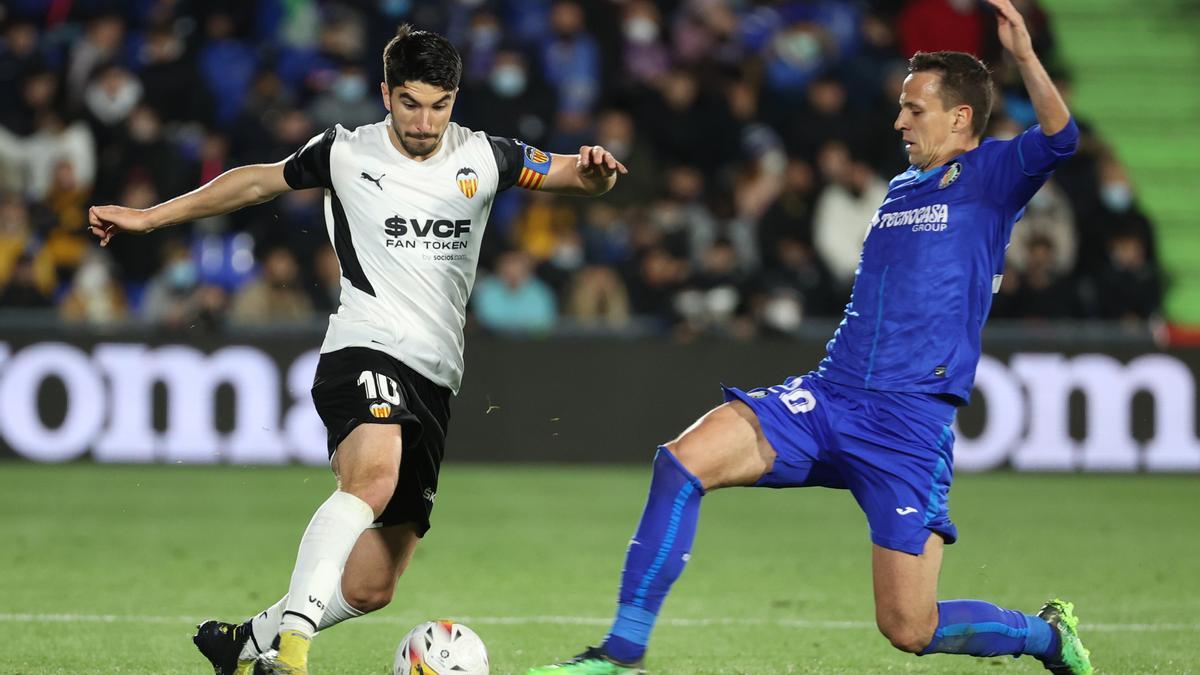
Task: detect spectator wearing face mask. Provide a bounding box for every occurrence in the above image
[459,48,554,148]
[1076,155,1158,278]
[308,64,381,131]
[619,1,670,86]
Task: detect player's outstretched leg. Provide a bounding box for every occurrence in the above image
[258,425,402,674]
[528,402,774,674]
[873,536,1091,671]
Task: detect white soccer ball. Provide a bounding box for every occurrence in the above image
[394,620,489,675]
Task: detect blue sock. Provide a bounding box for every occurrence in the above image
[920,600,1060,659]
[602,448,704,663]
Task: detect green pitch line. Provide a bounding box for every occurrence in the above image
[0,463,1197,673]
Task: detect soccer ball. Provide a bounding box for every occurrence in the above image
[395,620,489,675]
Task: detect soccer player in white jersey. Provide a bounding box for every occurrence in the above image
[88,26,627,675]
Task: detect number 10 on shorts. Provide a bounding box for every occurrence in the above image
[781,387,816,414]
[358,370,401,404]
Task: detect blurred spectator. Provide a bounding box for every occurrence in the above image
[1076,154,1159,278]
[0,19,44,130]
[758,235,841,321]
[675,238,751,335]
[626,245,687,326]
[0,193,56,298]
[60,252,128,325]
[141,240,226,331]
[83,62,142,136]
[472,250,557,334]
[776,74,856,160]
[1006,180,1076,275]
[12,105,97,199]
[760,158,819,256]
[66,14,126,110]
[197,12,257,129]
[650,166,717,266]
[139,25,211,125]
[564,265,630,329]
[762,17,835,96]
[579,202,632,266]
[41,160,91,275]
[1091,229,1163,321]
[308,64,380,131]
[813,147,887,286]
[670,0,743,67]
[459,48,554,148]
[619,1,671,86]
[0,252,54,308]
[512,191,577,262]
[1012,234,1078,319]
[142,241,199,324]
[592,108,660,209]
[232,71,297,163]
[308,244,342,314]
[542,1,601,115]
[229,247,314,324]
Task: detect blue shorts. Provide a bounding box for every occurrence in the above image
[723,373,958,555]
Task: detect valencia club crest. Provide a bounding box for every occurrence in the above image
[456,167,479,198]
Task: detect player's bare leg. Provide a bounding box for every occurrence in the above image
[255,424,402,674]
[528,401,776,674]
[872,533,944,653]
[874,532,1091,673]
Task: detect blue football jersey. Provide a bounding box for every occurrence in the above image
[817,119,1079,404]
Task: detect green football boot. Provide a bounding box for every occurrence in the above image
[526,646,645,674]
[1036,599,1093,675]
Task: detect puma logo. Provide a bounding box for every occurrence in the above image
[360,171,385,190]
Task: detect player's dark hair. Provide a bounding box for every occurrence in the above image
[908,51,993,138]
[383,24,462,92]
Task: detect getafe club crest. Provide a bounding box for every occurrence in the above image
[455,167,478,199]
[938,162,962,189]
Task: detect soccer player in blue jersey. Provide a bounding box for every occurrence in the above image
[529,1,1092,673]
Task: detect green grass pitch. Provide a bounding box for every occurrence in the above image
[1,462,1197,673]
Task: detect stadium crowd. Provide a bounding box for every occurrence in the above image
[0,0,1164,338]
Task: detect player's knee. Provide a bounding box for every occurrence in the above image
[344,584,394,614]
[876,616,934,654]
[342,471,399,516]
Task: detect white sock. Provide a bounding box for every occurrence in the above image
[240,595,287,660]
[238,584,367,660]
[318,583,366,631]
[278,491,375,638]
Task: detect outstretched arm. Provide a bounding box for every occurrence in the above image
[88,160,293,246]
[987,0,1070,135]
[540,145,629,197]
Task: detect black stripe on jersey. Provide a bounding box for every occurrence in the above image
[488,135,525,192]
[284,128,336,190]
[329,190,376,296]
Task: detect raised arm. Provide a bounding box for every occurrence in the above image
[987,0,1070,135]
[88,160,293,247]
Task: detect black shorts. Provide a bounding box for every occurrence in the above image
[310,347,451,535]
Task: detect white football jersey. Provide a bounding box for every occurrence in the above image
[284,118,546,393]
